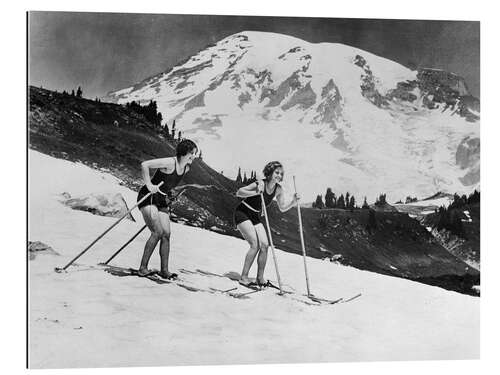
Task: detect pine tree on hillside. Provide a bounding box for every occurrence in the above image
[71,89,75,97]
[325,188,335,208]
[243,172,248,184]
[349,196,355,209]
[236,167,242,185]
[345,192,350,208]
[375,193,387,206]
[314,195,325,209]
[467,190,480,204]
[76,86,82,98]
[156,112,163,127]
[337,194,346,209]
[362,196,369,209]
[248,171,255,183]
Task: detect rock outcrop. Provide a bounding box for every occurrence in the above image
[59,192,135,221]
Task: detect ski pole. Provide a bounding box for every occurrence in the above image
[100,225,147,266]
[260,194,284,294]
[293,176,312,297]
[55,181,164,273]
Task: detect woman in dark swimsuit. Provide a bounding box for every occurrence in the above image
[137,139,197,278]
[234,161,300,287]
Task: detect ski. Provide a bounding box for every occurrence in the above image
[102,265,204,292]
[307,294,344,305]
[341,293,362,303]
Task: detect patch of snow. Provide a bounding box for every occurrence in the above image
[28,150,479,368]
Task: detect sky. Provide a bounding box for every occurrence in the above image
[28,12,480,99]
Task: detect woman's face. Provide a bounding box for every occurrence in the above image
[271,167,284,183]
[184,149,197,164]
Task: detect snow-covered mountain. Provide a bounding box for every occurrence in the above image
[105,31,480,202]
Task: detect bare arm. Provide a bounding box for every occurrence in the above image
[236,181,262,198]
[275,186,299,212]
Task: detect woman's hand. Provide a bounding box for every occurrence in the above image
[293,193,301,205]
[256,180,265,194]
[146,183,161,194]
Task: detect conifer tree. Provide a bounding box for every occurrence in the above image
[362,196,369,209]
[314,195,325,209]
[349,196,355,209]
[325,188,335,208]
[337,194,345,209]
[236,167,242,184]
[76,86,82,98]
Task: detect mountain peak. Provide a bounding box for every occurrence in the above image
[105,32,479,202]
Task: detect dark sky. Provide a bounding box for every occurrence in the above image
[29,12,480,99]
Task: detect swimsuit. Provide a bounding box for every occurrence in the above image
[137,160,187,211]
[233,181,278,226]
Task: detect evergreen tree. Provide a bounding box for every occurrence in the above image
[157,112,163,127]
[163,123,170,138]
[337,194,345,209]
[236,167,242,185]
[76,86,82,98]
[345,192,350,208]
[362,196,369,209]
[71,89,75,96]
[349,196,355,209]
[467,190,480,204]
[375,193,387,206]
[325,188,335,208]
[243,172,248,184]
[314,195,325,209]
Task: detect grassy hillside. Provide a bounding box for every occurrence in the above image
[28,86,478,295]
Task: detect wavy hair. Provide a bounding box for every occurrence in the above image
[176,139,198,158]
[263,161,284,181]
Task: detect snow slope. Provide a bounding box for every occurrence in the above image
[28,150,479,368]
[106,31,480,203]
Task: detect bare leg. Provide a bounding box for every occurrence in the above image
[139,205,163,274]
[157,210,176,278]
[237,220,260,284]
[255,223,270,284]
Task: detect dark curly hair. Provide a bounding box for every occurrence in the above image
[263,161,284,181]
[176,139,198,158]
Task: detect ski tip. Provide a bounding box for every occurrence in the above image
[54,267,66,273]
